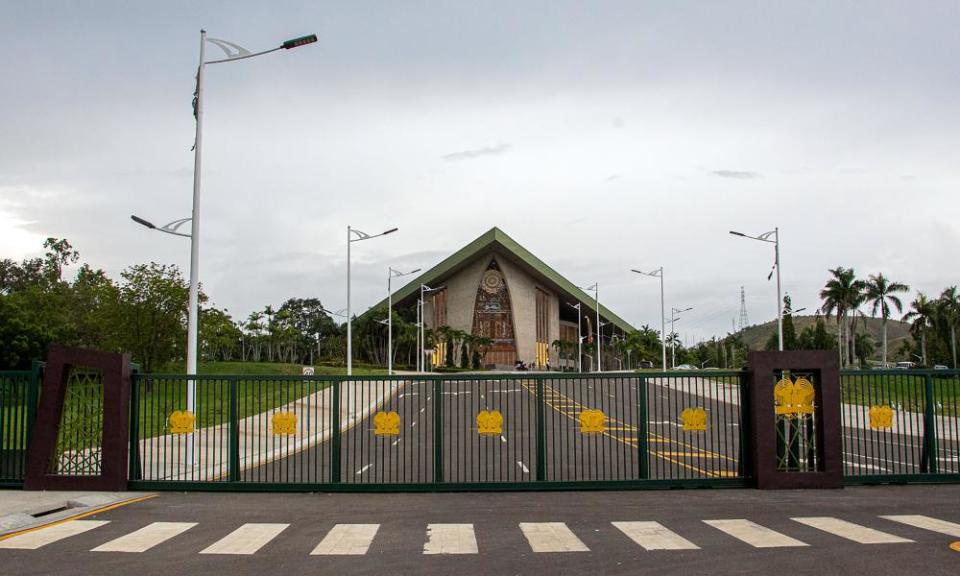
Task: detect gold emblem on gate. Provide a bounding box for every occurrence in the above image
[579,409,606,434]
[168,410,195,435]
[774,376,815,416]
[477,410,503,436]
[681,407,708,432]
[374,411,400,436]
[869,405,894,430]
[272,412,297,436]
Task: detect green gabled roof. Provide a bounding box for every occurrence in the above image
[361,227,634,333]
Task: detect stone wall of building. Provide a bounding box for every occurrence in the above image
[423,252,561,366]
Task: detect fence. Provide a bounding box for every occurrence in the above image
[0,365,41,486]
[1,366,958,490]
[841,369,960,483]
[127,372,747,491]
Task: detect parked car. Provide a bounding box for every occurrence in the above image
[933,364,949,370]
[895,361,916,369]
[675,364,697,370]
[638,360,654,369]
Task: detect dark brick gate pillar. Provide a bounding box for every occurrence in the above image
[747,350,842,489]
[24,345,131,491]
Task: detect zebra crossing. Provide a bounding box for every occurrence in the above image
[0,514,956,556]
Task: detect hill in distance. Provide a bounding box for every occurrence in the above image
[736,315,913,357]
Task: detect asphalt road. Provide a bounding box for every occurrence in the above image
[1,485,959,575]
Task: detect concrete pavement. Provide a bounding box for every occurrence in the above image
[0,485,958,575]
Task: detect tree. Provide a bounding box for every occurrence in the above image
[863,273,910,368]
[938,286,960,369]
[904,294,936,366]
[854,332,876,367]
[108,263,191,372]
[820,267,864,367]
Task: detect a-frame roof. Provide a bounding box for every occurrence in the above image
[362,227,634,333]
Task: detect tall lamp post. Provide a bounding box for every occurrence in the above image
[566,302,583,372]
[418,284,444,372]
[632,267,666,372]
[669,306,693,368]
[347,226,398,375]
[387,267,420,375]
[585,284,602,372]
[730,228,782,351]
[132,30,316,465]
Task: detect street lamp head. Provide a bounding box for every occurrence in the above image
[382,227,399,236]
[729,231,746,237]
[131,215,156,230]
[281,34,318,50]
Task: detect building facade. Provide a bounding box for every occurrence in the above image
[364,227,634,370]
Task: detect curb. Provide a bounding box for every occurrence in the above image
[0,494,156,540]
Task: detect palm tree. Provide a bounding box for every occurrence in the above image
[938,286,960,368]
[904,294,935,366]
[863,273,910,367]
[820,267,864,367]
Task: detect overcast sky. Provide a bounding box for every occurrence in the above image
[2,1,958,343]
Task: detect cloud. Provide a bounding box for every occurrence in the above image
[712,170,761,180]
[442,143,511,162]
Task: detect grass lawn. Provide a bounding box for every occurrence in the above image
[841,372,959,416]
[133,361,388,438]
[1,405,27,450]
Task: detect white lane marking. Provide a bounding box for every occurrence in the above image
[0,520,109,550]
[391,439,401,447]
[791,517,912,544]
[519,522,590,552]
[517,461,530,474]
[703,519,808,548]
[398,392,418,399]
[92,522,197,553]
[423,523,478,555]
[200,523,289,555]
[500,435,507,444]
[612,521,700,550]
[356,464,373,475]
[411,420,418,428]
[311,524,380,555]
[881,515,960,537]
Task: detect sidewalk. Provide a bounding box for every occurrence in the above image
[0,490,151,536]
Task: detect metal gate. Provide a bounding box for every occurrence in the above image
[127,372,748,491]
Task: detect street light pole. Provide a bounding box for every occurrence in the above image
[132,29,316,468]
[632,267,666,372]
[730,228,783,351]
[418,284,444,372]
[669,306,693,368]
[387,267,420,375]
[566,302,583,372]
[347,226,398,375]
[586,284,601,372]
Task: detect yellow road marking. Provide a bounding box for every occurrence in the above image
[0,494,157,542]
[523,380,739,477]
[655,451,725,458]
[949,541,960,552]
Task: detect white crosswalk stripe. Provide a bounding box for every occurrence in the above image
[423,523,478,555]
[881,515,960,538]
[91,522,197,553]
[519,522,590,552]
[612,521,700,550]
[791,517,912,544]
[311,524,380,555]
[200,523,289,555]
[703,519,808,548]
[0,520,109,550]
